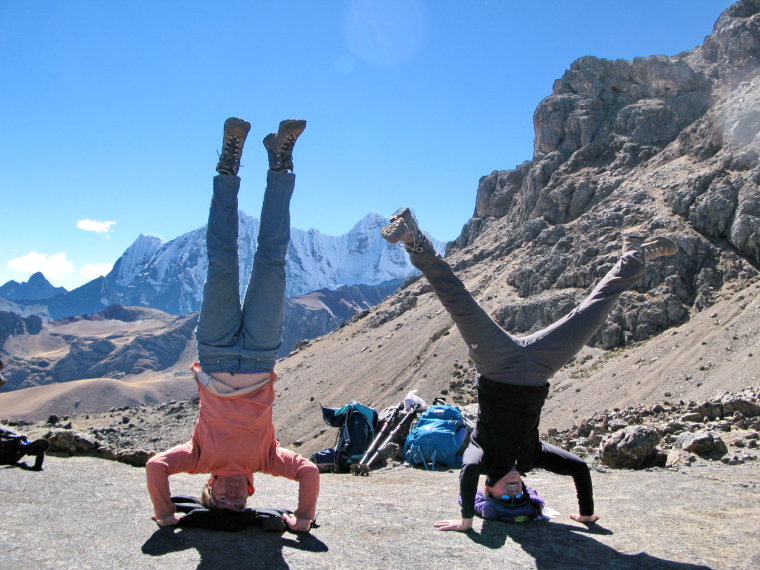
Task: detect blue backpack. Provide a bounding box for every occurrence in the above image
[404,404,467,470]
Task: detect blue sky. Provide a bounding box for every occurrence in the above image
[1,0,732,290]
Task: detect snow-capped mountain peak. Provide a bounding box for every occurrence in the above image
[100,212,445,315]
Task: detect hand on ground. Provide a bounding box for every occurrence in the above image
[282,513,312,532]
[153,512,186,527]
[433,519,473,532]
[570,514,600,523]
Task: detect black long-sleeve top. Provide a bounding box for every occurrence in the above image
[459,376,594,519]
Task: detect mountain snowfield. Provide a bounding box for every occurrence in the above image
[99,210,445,316]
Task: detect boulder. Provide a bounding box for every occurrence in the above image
[695,401,723,420]
[600,426,661,469]
[680,412,704,422]
[44,429,100,455]
[663,421,687,434]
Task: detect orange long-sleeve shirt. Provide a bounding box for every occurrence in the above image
[146,365,319,520]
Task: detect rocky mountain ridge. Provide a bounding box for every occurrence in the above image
[433,2,760,356]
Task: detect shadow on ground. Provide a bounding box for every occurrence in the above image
[142,525,328,570]
[470,519,712,570]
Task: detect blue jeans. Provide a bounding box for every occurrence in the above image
[196,170,295,373]
[410,244,645,386]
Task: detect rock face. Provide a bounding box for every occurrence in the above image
[0,311,42,349]
[282,280,402,357]
[449,1,760,348]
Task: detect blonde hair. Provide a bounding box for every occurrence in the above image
[200,476,215,509]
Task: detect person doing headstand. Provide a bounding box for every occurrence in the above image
[146,117,319,532]
[381,208,678,531]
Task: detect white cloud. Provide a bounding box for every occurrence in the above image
[6,252,74,279]
[77,219,117,234]
[80,263,113,281]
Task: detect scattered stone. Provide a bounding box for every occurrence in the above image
[665,449,696,467]
[680,412,703,422]
[675,432,728,460]
[114,449,153,467]
[608,418,629,431]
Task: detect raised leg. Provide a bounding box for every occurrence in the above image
[196,174,244,371]
[238,120,306,372]
[409,246,525,379]
[520,252,645,378]
[196,118,251,371]
[239,170,295,371]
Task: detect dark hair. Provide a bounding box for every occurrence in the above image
[485,464,523,487]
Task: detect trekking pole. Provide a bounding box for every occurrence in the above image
[357,404,420,476]
[351,402,404,475]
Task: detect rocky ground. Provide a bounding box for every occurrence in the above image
[4,389,760,570]
[2,455,758,570]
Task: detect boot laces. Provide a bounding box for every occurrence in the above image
[277,134,297,158]
[224,136,241,155]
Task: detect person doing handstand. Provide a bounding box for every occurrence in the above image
[146,117,319,532]
[381,208,678,531]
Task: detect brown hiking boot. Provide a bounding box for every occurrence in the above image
[381,208,430,254]
[263,119,307,172]
[622,234,678,263]
[216,117,251,175]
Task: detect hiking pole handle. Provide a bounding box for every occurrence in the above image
[366,404,420,468]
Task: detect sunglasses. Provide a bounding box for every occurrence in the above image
[499,492,525,504]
